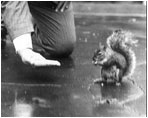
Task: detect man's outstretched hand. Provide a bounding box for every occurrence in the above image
[17,49,61,67]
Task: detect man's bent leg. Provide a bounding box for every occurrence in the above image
[28,2,76,57]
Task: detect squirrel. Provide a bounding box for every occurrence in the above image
[92,29,138,85]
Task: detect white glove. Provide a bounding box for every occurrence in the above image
[13,33,61,67]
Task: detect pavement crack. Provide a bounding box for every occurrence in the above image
[127,77,145,94]
[127,77,135,85]
[136,61,146,66]
[1,82,62,88]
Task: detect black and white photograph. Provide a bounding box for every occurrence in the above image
[1,1,147,117]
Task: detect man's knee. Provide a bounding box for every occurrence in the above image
[54,39,76,57]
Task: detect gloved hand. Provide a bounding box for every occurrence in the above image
[13,33,61,67]
[17,48,61,67]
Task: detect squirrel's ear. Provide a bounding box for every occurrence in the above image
[94,49,98,53]
[99,42,105,49]
[99,42,104,48]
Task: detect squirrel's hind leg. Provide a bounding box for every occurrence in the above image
[101,68,108,83]
[114,68,121,86]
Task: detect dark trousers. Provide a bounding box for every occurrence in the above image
[2,2,76,57]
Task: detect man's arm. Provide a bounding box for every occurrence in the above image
[2,1,60,67]
[2,1,34,40]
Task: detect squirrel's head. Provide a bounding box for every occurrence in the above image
[92,43,107,66]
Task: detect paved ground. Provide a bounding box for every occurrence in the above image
[1,2,147,117]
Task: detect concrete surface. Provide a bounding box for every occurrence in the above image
[1,2,147,117]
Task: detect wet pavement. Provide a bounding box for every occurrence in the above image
[1,3,146,117]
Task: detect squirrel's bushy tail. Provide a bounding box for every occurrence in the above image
[107,29,137,78]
